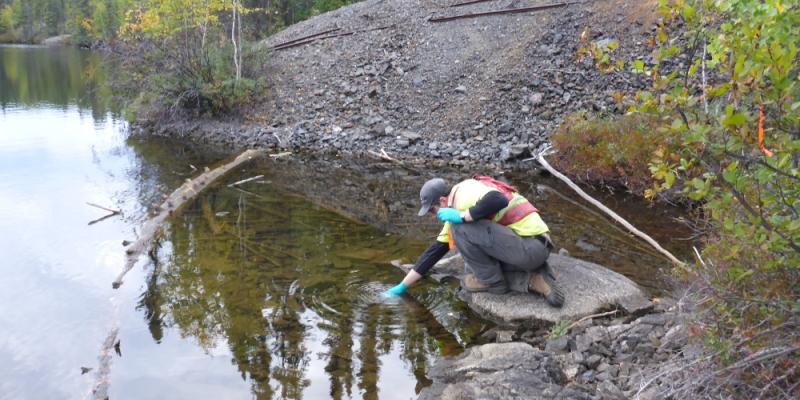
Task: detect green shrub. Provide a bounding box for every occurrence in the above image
[115,34,266,120]
[0,31,17,43]
[116,1,266,120]
[564,1,799,396]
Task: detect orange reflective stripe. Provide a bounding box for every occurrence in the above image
[472,175,518,197]
[497,201,538,225]
[447,186,460,250]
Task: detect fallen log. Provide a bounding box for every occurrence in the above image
[112,149,265,288]
[272,25,394,51]
[450,0,503,8]
[91,327,118,400]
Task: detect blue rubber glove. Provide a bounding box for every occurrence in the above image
[385,282,408,296]
[437,208,464,224]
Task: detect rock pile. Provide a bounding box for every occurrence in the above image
[422,303,693,400]
[543,308,691,399]
[418,342,595,400]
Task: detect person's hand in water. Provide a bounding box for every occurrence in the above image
[385,282,408,296]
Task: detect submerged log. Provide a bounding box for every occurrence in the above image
[112,149,265,288]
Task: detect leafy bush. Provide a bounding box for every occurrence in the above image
[117,0,265,120]
[557,0,799,396]
[116,41,260,120]
[628,0,799,397]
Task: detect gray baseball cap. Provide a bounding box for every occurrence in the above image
[417,178,449,216]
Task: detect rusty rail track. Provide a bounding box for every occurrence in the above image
[450,0,503,7]
[430,2,573,22]
[270,28,341,49]
[273,25,395,51]
[273,31,353,51]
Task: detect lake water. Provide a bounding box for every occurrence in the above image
[0,45,689,400]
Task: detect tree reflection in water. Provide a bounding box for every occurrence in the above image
[0,46,119,118]
[135,183,488,399]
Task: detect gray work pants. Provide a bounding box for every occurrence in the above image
[451,220,549,292]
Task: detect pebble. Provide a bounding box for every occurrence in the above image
[545,336,570,353]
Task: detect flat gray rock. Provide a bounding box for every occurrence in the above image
[392,253,652,327]
[418,342,592,400]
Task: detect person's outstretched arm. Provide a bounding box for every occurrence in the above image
[386,241,449,295]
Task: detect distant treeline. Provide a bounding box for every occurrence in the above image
[0,0,359,45]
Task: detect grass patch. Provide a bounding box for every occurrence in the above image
[547,320,570,339]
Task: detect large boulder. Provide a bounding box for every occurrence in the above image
[418,342,593,400]
[392,253,652,327]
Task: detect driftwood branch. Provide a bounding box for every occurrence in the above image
[693,246,708,268]
[87,202,121,214]
[537,184,663,258]
[568,309,620,331]
[527,146,686,267]
[86,202,122,225]
[367,147,401,163]
[269,151,292,158]
[227,175,264,187]
[112,149,265,288]
[366,147,423,173]
[88,213,118,226]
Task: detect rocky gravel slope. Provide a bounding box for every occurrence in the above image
[137,0,661,169]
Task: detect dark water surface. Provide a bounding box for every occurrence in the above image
[0,45,690,400]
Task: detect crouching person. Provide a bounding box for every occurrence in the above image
[386,176,564,307]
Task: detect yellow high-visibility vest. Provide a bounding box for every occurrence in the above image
[436,179,549,245]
